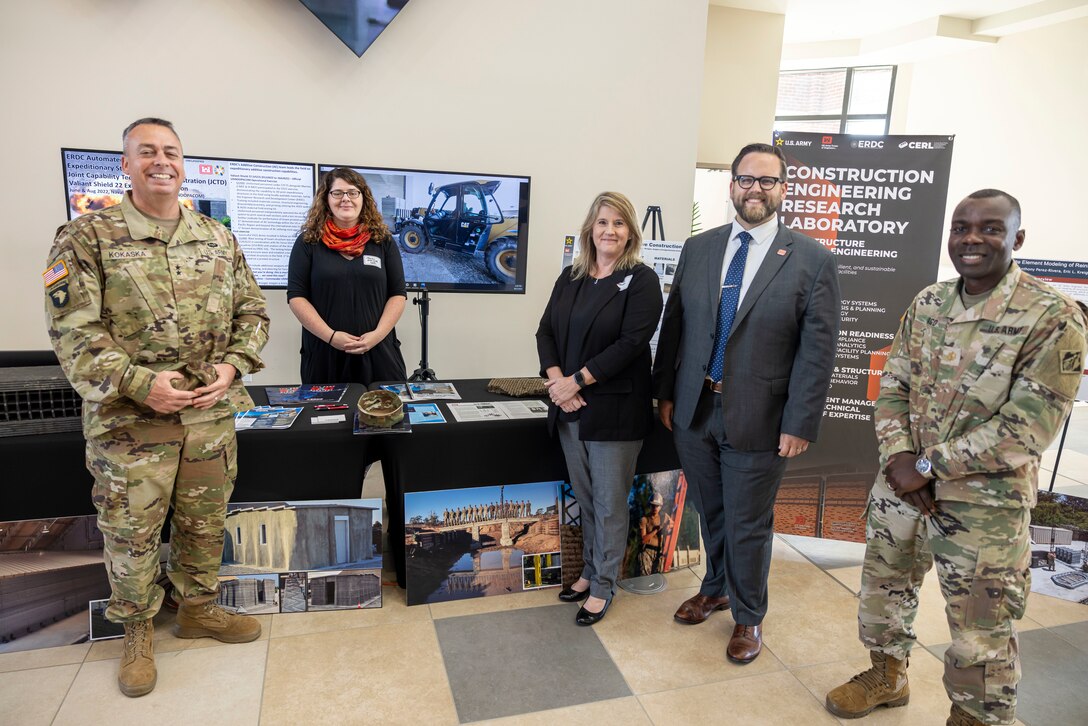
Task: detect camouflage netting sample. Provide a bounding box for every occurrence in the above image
[487,377,548,397]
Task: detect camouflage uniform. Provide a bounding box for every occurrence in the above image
[861,262,1087,724]
[45,191,269,622]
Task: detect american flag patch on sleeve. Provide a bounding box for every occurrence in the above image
[43,260,69,286]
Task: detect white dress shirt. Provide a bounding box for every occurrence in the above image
[718,214,779,306]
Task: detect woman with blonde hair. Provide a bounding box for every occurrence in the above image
[287,167,407,384]
[536,191,663,625]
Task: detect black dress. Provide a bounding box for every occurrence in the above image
[286,233,408,385]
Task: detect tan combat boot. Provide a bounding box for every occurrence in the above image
[118,619,156,697]
[947,703,986,726]
[173,601,261,643]
[825,650,909,718]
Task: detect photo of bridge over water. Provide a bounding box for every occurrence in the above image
[404,481,562,605]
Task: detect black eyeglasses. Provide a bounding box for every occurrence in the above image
[329,189,362,199]
[735,175,785,190]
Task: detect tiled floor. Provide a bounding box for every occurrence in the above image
[4,532,1086,725]
[6,446,1088,725]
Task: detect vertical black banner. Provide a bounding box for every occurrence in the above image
[771,131,954,541]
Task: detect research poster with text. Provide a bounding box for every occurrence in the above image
[62,149,314,288]
[773,131,955,481]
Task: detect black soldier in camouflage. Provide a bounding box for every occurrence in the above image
[826,190,1088,725]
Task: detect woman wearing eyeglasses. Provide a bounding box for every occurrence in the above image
[287,167,407,385]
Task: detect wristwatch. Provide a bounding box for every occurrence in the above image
[573,371,586,388]
[914,455,935,479]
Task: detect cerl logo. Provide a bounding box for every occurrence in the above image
[199,164,213,175]
[898,141,936,150]
[822,135,833,144]
[857,140,884,149]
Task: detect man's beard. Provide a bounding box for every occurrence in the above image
[734,194,776,226]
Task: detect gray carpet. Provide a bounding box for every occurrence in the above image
[434,603,631,722]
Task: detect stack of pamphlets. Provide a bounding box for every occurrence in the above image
[235,407,303,430]
[404,382,462,400]
[446,400,549,422]
[352,412,412,435]
[265,384,348,405]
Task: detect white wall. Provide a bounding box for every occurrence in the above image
[699,6,785,168]
[894,17,1088,266]
[0,0,709,383]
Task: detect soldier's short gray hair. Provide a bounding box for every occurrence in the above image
[122,117,180,149]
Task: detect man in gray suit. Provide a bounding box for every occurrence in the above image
[653,142,840,663]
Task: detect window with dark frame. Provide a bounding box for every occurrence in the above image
[775,65,896,135]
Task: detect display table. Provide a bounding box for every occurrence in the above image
[1,383,376,522]
[376,379,680,587]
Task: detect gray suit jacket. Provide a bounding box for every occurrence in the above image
[652,223,840,451]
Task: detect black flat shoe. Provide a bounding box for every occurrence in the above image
[558,585,590,603]
[575,596,611,626]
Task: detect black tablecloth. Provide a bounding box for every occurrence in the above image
[377,379,680,587]
[1,384,376,521]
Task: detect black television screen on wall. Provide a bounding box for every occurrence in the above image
[301,0,410,57]
[319,163,531,294]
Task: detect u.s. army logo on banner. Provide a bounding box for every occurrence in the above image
[1060,349,1083,375]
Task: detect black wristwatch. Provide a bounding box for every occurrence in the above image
[573,371,586,388]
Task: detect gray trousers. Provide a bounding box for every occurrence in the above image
[672,389,787,625]
[558,421,642,600]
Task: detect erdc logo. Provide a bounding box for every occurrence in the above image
[851,140,884,149]
[899,141,936,150]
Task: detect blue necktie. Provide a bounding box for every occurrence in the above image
[708,231,751,382]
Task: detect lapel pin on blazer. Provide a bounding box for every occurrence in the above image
[777,249,789,256]
[617,274,633,291]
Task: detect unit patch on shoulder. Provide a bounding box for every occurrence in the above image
[1060,349,1083,375]
[49,282,71,308]
[43,260,68,287]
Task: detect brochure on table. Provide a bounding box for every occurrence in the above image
[265,384,348,405]
[235,407,303,430]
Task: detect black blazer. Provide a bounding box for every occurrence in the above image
[536,263,663,441]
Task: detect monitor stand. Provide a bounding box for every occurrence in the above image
[409,289,438,382]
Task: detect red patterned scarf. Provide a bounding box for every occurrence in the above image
[322,220,371,257]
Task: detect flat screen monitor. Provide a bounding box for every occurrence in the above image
[319,164,530,293]
[300,0,409,57]
[61,148,315,289]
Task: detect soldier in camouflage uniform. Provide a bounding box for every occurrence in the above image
[43,118,270,698]
[826,190,1087,726]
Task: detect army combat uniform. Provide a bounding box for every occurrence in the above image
[860,262,1087,724]
[44,192,269,623]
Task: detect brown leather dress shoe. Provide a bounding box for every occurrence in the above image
[727,623,762,664]
[673,593,731,624]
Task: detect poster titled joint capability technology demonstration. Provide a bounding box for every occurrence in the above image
[62,149,315,288]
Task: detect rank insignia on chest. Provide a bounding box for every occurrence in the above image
[1060,349,1083,374]
[43,260,68,286]
[49,282,70,308]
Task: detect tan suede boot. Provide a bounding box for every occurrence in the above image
[118,619,156,698]
[947,703,986,726]
[825,651,910,718]
[173,601,261,643]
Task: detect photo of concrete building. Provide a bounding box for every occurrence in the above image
[222,499,382,574]
[307,569,381,610]
[217,574,280,615]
